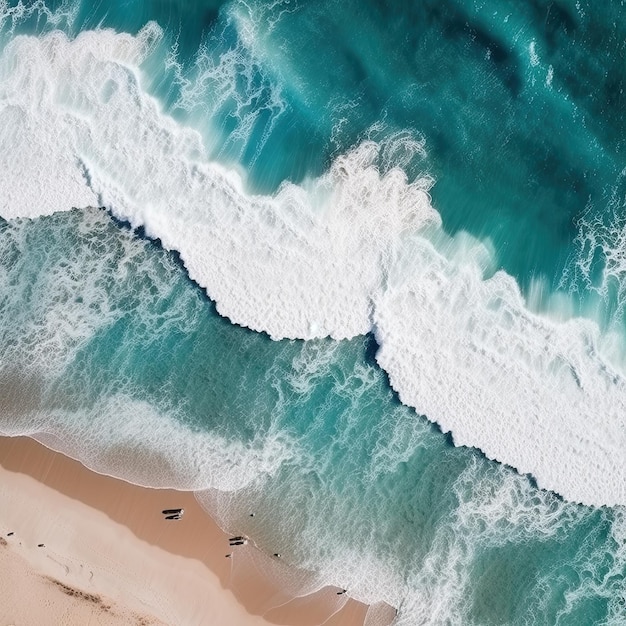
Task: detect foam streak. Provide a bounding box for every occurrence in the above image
[1,25,625,506]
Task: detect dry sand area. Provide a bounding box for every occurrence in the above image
[0,435,396,625]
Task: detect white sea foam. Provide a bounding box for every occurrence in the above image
[0,392,296,491]
[170,5,288,166]
[198,445,598,626]
[0,0,77,37]
[0,208,297,492]
[0,24,625,506]
[529,40,540,67]
[564,173,626,321]
[389,461,588,626]
[0,208,193,374]
[375,230,626,506]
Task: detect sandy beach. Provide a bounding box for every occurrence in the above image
[0,435,396,625]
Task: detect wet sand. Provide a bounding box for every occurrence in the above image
[0,435,396,625]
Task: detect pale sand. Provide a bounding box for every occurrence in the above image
[0,436,396,625]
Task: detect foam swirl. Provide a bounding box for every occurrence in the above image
[0,24,625,506]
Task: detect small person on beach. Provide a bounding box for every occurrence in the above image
[162,508,183,516]
[229,536,247,546]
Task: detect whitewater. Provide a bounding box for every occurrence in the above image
[1,16,625,505]
[1,0,626,623]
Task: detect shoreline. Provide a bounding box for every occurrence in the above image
[0,435,396,625]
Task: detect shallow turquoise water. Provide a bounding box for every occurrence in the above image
[1,0,626,623]
[1,208,624,625]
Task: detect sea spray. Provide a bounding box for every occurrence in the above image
[1,16,626,503]
[0,210,297,490]
[1,0,626,622]
[1,208,625,624]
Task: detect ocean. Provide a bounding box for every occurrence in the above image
[0,0,625,623]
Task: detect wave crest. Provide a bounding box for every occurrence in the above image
[1,25,625,505]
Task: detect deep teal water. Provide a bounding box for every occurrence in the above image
[5,0,624,306]
[1,0,626,623]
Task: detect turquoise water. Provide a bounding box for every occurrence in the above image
[2,0,624,319]
[1,209,625,624]
[42,0,626,306]
[1,0,626,623]
[5,0,623,303]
